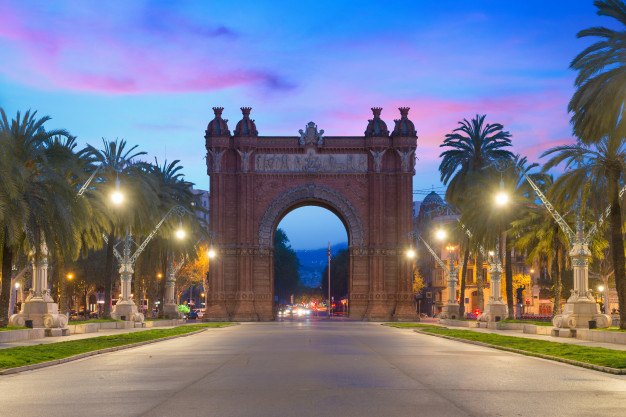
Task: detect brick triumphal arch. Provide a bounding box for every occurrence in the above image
[204,107,418,321]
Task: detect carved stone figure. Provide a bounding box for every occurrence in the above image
[396,148,415,172]
[370,149,387,172]
[237,149,254,172]
[208,149,226,173]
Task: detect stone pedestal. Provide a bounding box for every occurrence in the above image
[439,269,460,319]
[162,271,182,319]
[479,300,508,322]
[111,301,144,322]
[9,244,67,329]
[111,247,144,322]
[439,303,460,320]
[478,255,508,322]
[553,243,610,329]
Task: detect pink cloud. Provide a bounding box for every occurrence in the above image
[0,3,292,94]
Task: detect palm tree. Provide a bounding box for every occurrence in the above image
[439,114,514,312]
[569,0,626,144]
[542,136,626,329]
[81,139,150,318]
[0,109,77,326]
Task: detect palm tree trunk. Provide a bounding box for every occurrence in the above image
[475,250,484,311]
[552,237,562,318]
[607,172,626,329]
[103,230,115,318]
[458,245,470,317]
[505,235,514,319]
[0,230,14,327]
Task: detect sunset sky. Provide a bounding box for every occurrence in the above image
[0,1,607,248]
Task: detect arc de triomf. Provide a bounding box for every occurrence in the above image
[204,106,418,321]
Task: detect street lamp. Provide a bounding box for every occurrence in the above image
[111,178,124,205]
[175,220,185,239]
[435,229,446,241]
[406,248,416,259]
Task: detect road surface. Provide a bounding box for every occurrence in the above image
[1,319,625,416]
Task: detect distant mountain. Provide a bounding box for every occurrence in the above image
[296,242,348,288]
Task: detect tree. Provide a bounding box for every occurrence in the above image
[439,114,514,312]
[81,139,152,318]
[542,136,626,328]
[569,0,626,144]
[274,229,301,303]
[0,109,81,326]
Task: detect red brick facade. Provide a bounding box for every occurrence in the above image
[204,107,418,321]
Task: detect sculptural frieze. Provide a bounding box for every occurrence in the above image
[254,152,367,173]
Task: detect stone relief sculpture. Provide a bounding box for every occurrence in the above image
[396,148,415,172]
[237,149,254,172]
[370,149,387,172]
[254,153,367,173]
[207,149,226,173]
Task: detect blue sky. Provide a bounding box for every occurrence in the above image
[0,0,609,248]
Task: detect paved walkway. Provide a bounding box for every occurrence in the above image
[0,321,198,350]
[1,319,625,417]
[418,318,626,351]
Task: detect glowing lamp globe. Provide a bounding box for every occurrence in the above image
[176,229,185,239]
[208,249,216,258]
[406,249,416,259]
[111,191,124,205]
[495,192,509,206]
[435,229,446,241]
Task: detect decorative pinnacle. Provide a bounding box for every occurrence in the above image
[212,107,224,117]
[240,107,252,117]
[371,107,383,117]
[398,107,410,117]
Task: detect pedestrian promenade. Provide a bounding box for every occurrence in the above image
[0,322,193,350]
[415,318,626,351]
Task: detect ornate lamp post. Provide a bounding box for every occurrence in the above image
[108,205,191,322]
[520,172,611,329]
[412,229,464,320]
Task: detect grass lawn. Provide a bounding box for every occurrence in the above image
[68,318,122,325]
[420,328,626,369]
[0,323,231,371]
[384,323,443,328]
[595,327,626,332]
[0,327,27,331]
[501,319,553,326]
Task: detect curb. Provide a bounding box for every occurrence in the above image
[0,328,210,376]
[414,329,626,375]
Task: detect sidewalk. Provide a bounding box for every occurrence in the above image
[0,322,193,350]
[418,318,626,351]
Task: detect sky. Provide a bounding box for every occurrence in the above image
[0,0,610,249]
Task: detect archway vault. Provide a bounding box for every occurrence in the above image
[258,183,365,247]
[204,107,419,322]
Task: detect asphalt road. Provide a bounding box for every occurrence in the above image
[1,319,625,417]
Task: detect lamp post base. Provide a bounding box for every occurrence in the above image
[9,300,68,328]
[162,303,183,319]
[111,302,144,322]
[439,303,460,320]
[553,297,610,329]
[478,300,508,322]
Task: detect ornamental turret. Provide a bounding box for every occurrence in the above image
[364,107,389,137]
[392,107,417,137]
[233,107,258,137]
[206,107,230,137]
